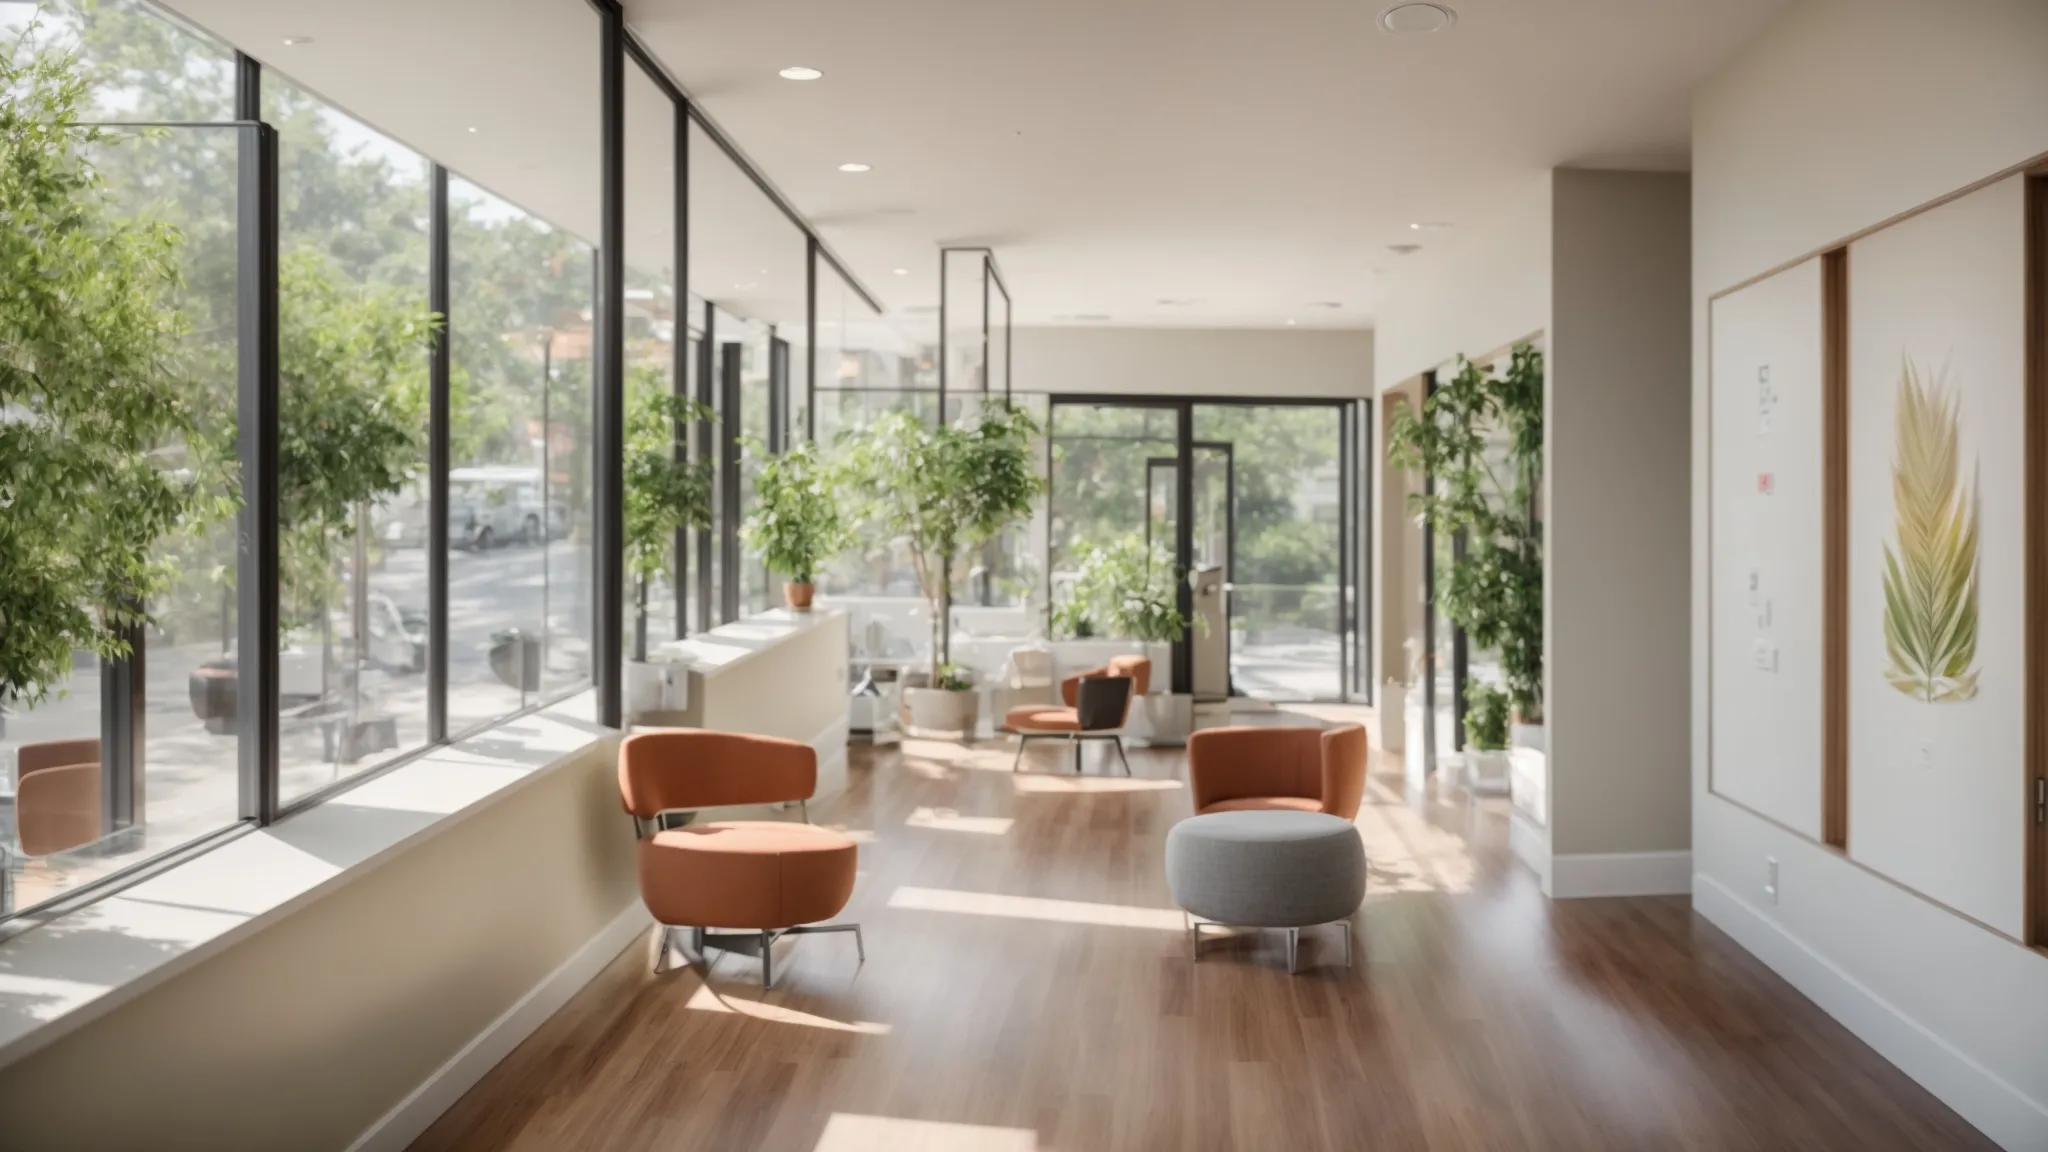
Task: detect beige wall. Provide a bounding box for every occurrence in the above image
[1691,2,2048,1144]
[1547,168,1693,858]
[0,741,638,1152]
[1011,325,1372,398]
[1372,173,1553,393]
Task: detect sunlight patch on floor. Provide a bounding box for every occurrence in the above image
[813,1112,1038,1151]
[1355,777,1477,896]
[904,807,1015,836]
[899,739,1025,776]
[888,885,1185,931]
[1011,774,1182,795]
[685,983,890,1034]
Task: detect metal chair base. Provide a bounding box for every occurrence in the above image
[654,921,864,988]
[1187,915,1353,974]
[1010,731,1132,775]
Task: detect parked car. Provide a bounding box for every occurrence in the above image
[451,467,567,550]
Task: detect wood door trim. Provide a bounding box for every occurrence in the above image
[1822,249,1850,850]
[2026,175,2048,948]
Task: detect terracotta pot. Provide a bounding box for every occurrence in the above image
[784,581,816,611]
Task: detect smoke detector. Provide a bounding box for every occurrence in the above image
[1381,3,1456,34]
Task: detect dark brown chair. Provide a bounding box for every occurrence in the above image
[16,738,102,857]
[1005,655,1149,775]
[618,729,862,988]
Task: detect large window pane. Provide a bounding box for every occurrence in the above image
[2,0,241,916]
[1193,405,1344,702]
[264,72,433,802]
[624,61,678,655]
[447,177,593,730]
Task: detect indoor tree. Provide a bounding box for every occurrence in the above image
[836,403,1042,688]
[623,367,711,661]
[742,437,846,609]
[0,30,197,705]
[1387,344,1545,720]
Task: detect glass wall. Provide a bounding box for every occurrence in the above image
[445,177,594,731]
[264,72,435,802]
[0,0,891,925]
[1,2,243,915]
[1193,405,1344,702]
[624,57,680,655]
[686,119,808,625]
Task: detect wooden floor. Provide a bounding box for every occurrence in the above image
[415,728,1994,1152]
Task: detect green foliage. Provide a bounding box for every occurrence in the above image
[622,367,712,587]
[1053,533,1190,644]
[272,248,439,616]
[836,402,1042,680]
[0,29,195,704]
[1462,680,1511,751]
[742,438,845,584]
[1387,344,1545,718]
[933,663,974,692]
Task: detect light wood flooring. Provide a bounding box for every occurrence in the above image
[414,727,1996,1151]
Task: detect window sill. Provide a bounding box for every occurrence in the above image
[0,692,614,1074]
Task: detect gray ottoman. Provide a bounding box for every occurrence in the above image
[1164,810,1365,973]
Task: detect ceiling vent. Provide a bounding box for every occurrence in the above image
[1387,243,1423,256]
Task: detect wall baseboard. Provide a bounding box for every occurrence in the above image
[1694,875,2046,1152]
[1509,810,1552,893]
[346,900,651,1152]
[1549,849,1692,899]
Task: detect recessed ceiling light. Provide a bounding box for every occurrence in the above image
[1408,221,1453,232]
[1380,3,1456,34]
[838,162,871,173]
[466,126,479,134]
[778,66,823,81]
[1285,319,1298,327]
[280,35,313,46]
[893,268,910,276]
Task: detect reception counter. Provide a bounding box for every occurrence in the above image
[645,609,851,801]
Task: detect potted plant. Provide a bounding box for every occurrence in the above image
[623,369,713,715]
[1388,345,1545,796]
[1052,533,1194,744]
[836,403,1042,739]
[1461,681,1512,795]
[742,438,846,612]
[1,39,196,722]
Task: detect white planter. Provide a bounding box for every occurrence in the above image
[1379,679,1406,753]
[904,686,980,740]
[1402,683,1429,789]
[1464,748,1512,796]
[1511,721,1548,755]
[1132,692,1193,747]
[1510,721,1548,825]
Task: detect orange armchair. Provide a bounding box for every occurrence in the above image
[16,738,103,857]
[619,730,862,988]
[1005,655,1151,774]
[1186,724,1367,822]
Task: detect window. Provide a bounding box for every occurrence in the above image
[446,177,595,731]
[0,1,242,915]
[264,72,435,802]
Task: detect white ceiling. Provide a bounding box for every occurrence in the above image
[158,0,1788,331]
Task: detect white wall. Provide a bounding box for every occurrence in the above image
[1692,3,2048,1147]
[1549,169,1694,864]
[1011,325,1372,399]
[1372,173,1553,393]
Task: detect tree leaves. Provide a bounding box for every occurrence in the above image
[1051,533,1190,644]
[622,368,712,589]
[1385,345,1545,717]
[0,30,194,704]
[741,437,844,584]
[1880,358,1980,704]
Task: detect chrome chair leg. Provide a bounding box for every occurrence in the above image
[652,925,674,974]
[760,929,776,989]
[1071,734,1082,774]
[1012,736,1028,772]
[1341,920,1353,967]
[1286,927,1300,974]
[1113,737,1131,776]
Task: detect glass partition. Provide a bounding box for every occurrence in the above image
[264,71,435,802]
[942,248,988,397]
[1,1,245,916]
